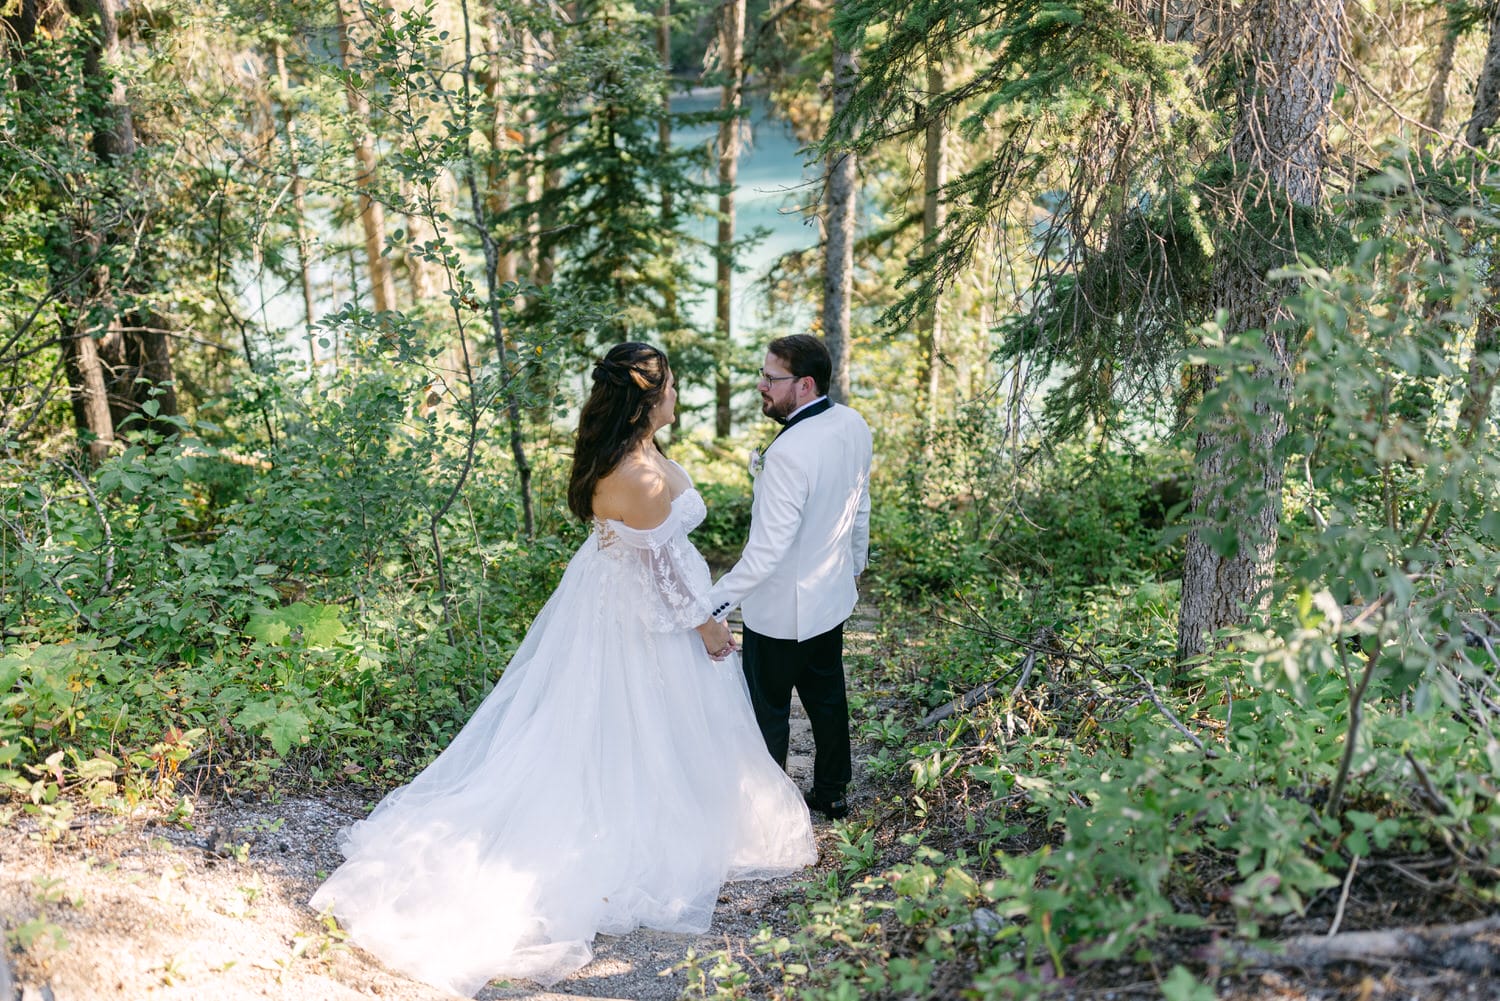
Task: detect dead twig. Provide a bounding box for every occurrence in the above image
[922,627,1054,727]
[1117,658,1217,758]
[1327,854,1359,937]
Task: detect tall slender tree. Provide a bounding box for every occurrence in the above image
[272,39,321,375]
[1460,5,1500,443]
[713,0,745,437]
[918,44,946,431]
[334,0,397,314]
[4,0,182,458]
[822,7,857,404]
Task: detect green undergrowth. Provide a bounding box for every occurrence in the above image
[0,409,774,841]
[683,364,1500,1000]
[682,578,1500,999]
[0,392,583,830]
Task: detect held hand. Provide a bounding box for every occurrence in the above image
[696,618,737,661]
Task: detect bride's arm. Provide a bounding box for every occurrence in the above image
[600,467,727,649]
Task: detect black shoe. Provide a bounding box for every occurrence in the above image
[803,789,849,820]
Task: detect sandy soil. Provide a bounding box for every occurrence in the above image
[0,722,845,1001]
[0,610,876,1001]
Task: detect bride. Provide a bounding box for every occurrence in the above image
[309,342,816,997]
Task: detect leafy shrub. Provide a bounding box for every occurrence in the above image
[691,479,753,568]
[0,362,582,803]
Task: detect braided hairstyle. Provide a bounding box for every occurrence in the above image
[567,342,671,521]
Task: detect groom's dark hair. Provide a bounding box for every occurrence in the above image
[767,335,832,396]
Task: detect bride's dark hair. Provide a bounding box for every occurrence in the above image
[567,342,671,521]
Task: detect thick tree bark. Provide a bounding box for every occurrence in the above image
[334,0,397,315]
[1463,11,1500,443]
[1467,5,1500,149]
[918,46,946,431]
[822,14,857,405]
[714,0,745,438]
[1177,0,1343,662]
[99,309,178,433]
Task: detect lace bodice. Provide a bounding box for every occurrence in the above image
[590,488,712,633]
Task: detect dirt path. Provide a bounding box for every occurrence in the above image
[0,606,879,1001]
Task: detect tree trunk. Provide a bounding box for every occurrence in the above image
[62,326,115,464]
[485,9,518,291]
[521,27,547,287]
[536,121,564,289]
[1177,0,1343,663]
[1468,5,1500,149]
[658,0,685,437]
[69,0,135,162]
[273,41,320,375]
[822,13,857,404]
[1423,9,1459,136]
[918,46,946,431]
[658,0,675,238]
[714,0,744,439]
[1462,10,1500,443]
[99,308,178,434]
[334,0,397,315]
[55,0,179,448]
[459,0,534,539]
[402,178,440,302]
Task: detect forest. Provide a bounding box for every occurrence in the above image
[3,0,1500,996]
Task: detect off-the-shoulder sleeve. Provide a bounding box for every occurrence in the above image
[603,510,713,633]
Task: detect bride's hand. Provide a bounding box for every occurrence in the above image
[696,618,736,660]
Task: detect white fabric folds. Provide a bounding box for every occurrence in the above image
[309,487,816,997]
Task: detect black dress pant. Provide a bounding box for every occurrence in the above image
[741,621,851,799]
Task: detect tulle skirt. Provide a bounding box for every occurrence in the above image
[309,542,816,997]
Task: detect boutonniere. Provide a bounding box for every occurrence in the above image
[748,447,765,478]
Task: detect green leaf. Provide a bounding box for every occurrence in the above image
[244,602,347,648]
[233,699,279,731]
[265,709,309,756]
[1160,965,1215,1001]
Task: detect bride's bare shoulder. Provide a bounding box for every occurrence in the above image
[593,457,672,530]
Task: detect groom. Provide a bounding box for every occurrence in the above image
[708,335,872,820]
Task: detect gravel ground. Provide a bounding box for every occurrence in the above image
[0,609,879,1001]
[0,713,843,1001]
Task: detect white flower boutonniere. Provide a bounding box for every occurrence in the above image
[748,447,765,479]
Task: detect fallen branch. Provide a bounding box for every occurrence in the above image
[922,627,1052,727]
[1236,915,1500,974]
[1116,658,1216,758]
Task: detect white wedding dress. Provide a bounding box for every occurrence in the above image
[309,481,816,997]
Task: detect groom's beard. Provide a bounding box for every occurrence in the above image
[761,393,794,423]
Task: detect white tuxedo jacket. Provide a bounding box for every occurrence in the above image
[709,401,872,641]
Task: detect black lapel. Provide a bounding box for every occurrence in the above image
[766,397,832,453]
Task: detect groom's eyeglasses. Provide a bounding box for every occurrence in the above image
[757,370,798,385]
